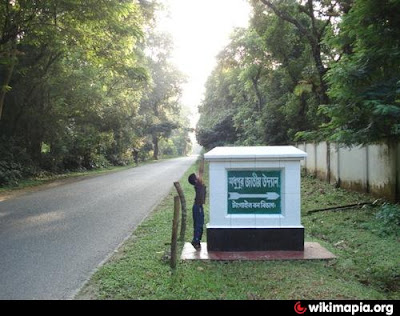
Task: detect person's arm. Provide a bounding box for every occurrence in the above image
[198,156,204,184]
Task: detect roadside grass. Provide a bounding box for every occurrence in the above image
[77,161,400,300]
[0,160,160,195]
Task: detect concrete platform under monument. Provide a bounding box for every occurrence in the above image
[207,227,304,251]
[181,242,336,261]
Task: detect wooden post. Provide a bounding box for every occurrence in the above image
[170,196,180,269]
[174,181,187,242]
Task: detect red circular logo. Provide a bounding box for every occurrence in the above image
[294,301,307,314]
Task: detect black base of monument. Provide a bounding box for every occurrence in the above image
[207,227,304,251]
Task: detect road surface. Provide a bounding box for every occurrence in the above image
[0,156,197,299]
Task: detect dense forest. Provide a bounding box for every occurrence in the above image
[0,0,191,185]
[197,0,400,149]
[2,0,399,187]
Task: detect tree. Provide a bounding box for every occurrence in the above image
[0,0,146,120]
[0,1,193,186]
[196,59,239,148]
[323,0,400,144]
[0,0,152,180]
[197,114,238,149]
[197,0,399,149]
[139,31,186,160]
[197,10,324,148]
[256,0,351,106]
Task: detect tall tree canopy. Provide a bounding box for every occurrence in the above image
[324,0,400,144]
[0,0,191,185]
[196,0,400,149]
[139,31,186,160]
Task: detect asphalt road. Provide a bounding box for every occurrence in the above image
[0,156,197,300]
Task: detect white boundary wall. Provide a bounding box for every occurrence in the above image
[297,142,399,202]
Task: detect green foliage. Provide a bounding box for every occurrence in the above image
[197,115,238,149]
[197,0,400,147]
[78,162,399,300]
[0,160,22,186]
[197,2,327,148]
[324,0,400,144]
[375,203,400,237]
[139,30,188,160]
[0,136,36,186]
[0,1,190,184]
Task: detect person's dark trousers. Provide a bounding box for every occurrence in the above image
[192,204,204,243]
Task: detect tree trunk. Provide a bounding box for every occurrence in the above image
[152,133,159,160]
[311,43,330,105]
[251,68,263,112]
[29,136,42,164]
[0,42,17,120]
[260,0,330,105]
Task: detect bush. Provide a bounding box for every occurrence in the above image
[91,154,112,169]
[0,160,23,186]
[0,136,37,186]
[375,203,400,236]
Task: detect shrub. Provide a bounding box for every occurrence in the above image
[0,136,37,186]
[0,160,23,186]
[375,203,400,236]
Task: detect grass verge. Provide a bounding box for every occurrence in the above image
[77,161,399,300]
[0,160,161,196]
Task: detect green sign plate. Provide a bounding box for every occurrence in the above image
[227,170,281,214]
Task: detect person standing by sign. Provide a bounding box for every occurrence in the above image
[188,172,206,250]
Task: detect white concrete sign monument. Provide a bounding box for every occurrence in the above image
[204,146,307,251]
